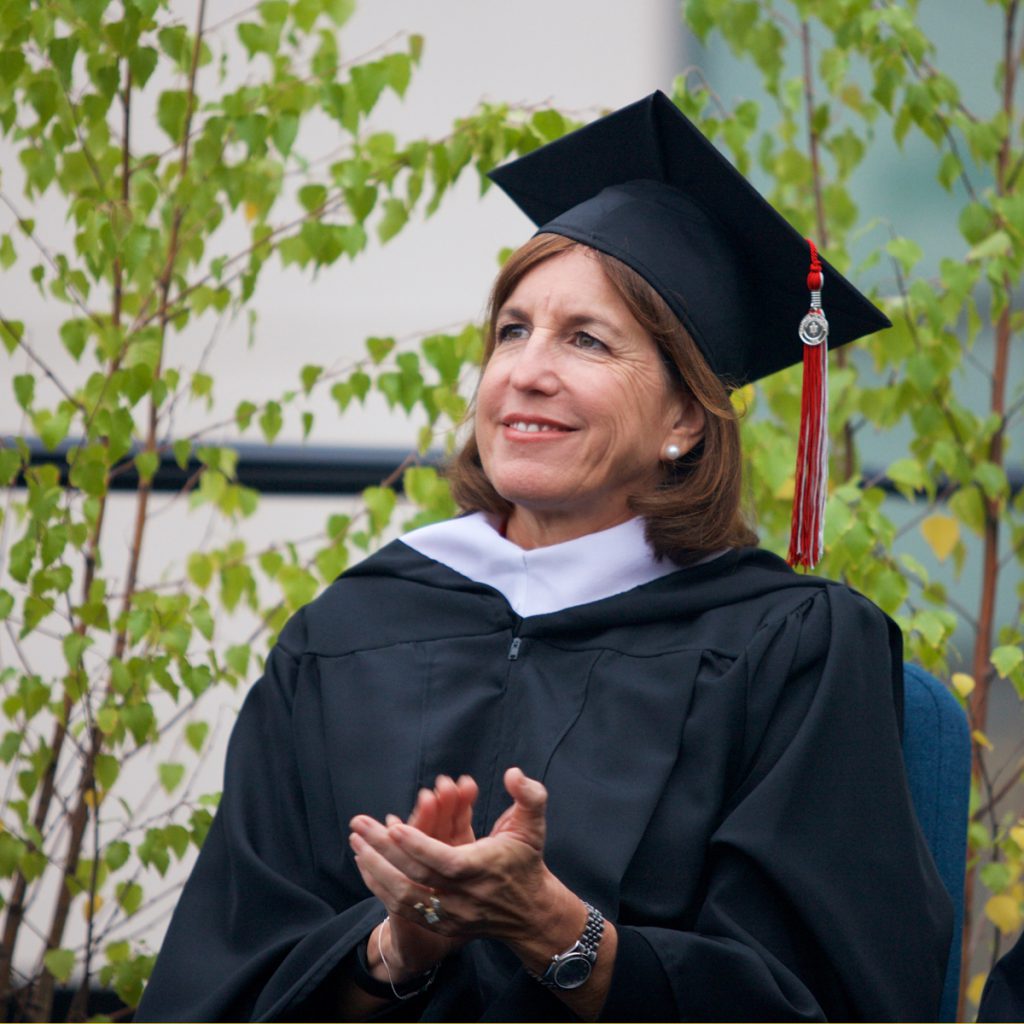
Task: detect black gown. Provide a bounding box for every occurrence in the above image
[136,542,951,1022]
[978,932,1024,1021]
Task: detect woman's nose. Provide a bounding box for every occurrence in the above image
[507,336,560,394]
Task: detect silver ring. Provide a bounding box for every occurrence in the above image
[413,895,443,926]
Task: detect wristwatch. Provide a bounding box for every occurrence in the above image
[531,902,604,991]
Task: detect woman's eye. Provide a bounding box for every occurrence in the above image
[573,332,607,352]
[497,323,528,342]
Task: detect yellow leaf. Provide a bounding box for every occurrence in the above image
[81,894,104,920]
[967,972,988,1006]
[775,476,795,501]
[244,201,259,222]
[83,788,104,808]
[952,672,975,698]
[973,729,994,751]
[731,384,755,414]
[985,893,1022,934]
[921,514,960,561]
[1010,825,1024,851]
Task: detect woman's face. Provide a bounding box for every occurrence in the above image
[475,248,704,545]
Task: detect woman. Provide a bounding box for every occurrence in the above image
[137,93,951,1021]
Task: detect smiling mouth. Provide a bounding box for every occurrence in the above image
[504,419,574,433]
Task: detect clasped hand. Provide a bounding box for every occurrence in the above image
[349,767,581,982]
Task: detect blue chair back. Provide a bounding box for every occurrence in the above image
[901,663,971,1023]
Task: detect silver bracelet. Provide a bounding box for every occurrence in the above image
[376,918,439,1001]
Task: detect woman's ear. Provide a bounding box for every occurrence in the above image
[663,392,705,460]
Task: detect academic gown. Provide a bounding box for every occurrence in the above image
[977,931,1024,1021]
[136,515,951,1022]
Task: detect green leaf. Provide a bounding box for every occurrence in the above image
[992,645,1023,679]
[157,90,188,143]
[59,320,88,360]
[165,823,189,858]
[94,753,120,791]
[173,439,192,469]
[366,336,394,363]
[47,35,78,90]
[531,109,566,141]
[377,199,407,243]
[0,234,15,270]
[974,462,1008,500]
[0,731,20,762]
[44,948,75,983]
[135,450,159,484]
[13,374,34,410]
[105,840,131,871]
[300,364,322,394]
[187,552,213,589]
[324,0,356,26]
[158,762,185,793]
[885,236,922,273]
[0,51,27,85]
[116,880,143,915]
[382,52,411,97]
[277,565,318,608]
[967,230,1012,262]
[62,632,91,668]
[950,486,986,536]
[362,485,396,533]
[185,721,209,752]
[272,111,299,156]
[298,184,327,212]
[71,0,105,28]
[128,43,158,87]
[122,702,155,744]
[226,644,250,675]
[259,401,283,442]
[351,61,388,114]
[235,401,257,431]
[1,319,24,353]
[886,458,929,495]
[0,590,13,621]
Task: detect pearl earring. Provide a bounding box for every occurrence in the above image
[665,443,682,460]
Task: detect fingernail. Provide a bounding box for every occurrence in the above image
[385,814,400,826]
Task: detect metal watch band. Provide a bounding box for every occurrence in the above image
[529,902,605,991]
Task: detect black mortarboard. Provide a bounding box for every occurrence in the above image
[488,92,891,567]
[487,90,890,387]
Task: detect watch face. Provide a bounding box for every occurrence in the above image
[552,954,592,990]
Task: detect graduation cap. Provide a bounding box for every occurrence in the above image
[488,90,891,568]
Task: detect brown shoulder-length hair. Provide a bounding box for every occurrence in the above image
[446,233,758,564]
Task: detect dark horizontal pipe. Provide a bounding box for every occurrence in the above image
[7,437,438,496]
[5,437,1023,499]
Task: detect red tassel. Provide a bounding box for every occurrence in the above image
[787,240,829,569]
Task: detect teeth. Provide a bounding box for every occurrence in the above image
[509,421,558,432]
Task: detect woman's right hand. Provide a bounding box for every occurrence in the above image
[352,774,478,981]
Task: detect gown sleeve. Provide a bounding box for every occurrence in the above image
[135,610,384,1022]
[599,584,952,1023]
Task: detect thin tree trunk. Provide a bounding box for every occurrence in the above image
[959,4,1017,1016]
[24,4,205,1016]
